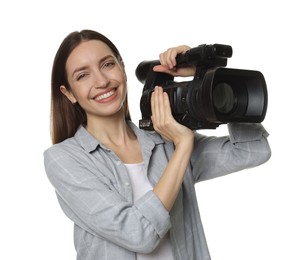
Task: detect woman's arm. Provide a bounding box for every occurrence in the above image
[191,123,271,182]
[150,45,197,211]
[44,146,170,254]
[151,86,194,211]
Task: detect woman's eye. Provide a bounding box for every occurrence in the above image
[103,61,115,69]
[76,73,87,81]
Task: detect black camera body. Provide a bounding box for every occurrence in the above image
[136,44,268,130]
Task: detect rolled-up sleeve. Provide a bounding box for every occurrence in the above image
[44,147,171,254]
[191,123,271,182]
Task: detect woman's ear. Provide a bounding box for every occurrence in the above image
[60,85,77,104]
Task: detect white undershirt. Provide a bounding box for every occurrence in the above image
[124,162,174,260]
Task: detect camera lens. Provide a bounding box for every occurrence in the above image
[212,82,235,114]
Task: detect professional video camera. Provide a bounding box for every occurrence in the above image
[135,44,268,130]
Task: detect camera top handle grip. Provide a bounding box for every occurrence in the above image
[176,44,233,67]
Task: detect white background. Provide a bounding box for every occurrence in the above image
[1,0,302,259]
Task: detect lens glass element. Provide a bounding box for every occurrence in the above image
[213,82,235,114]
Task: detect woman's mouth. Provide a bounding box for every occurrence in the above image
[94,89,116,101]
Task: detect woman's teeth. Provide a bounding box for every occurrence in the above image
[95,90,115,101]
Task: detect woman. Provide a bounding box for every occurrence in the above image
[44,29,271,260]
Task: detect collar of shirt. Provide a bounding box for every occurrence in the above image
[73,121,165,154]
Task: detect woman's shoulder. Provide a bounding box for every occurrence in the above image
[43,136,81,162]
[44,126,101,156]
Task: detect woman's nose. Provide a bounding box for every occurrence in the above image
[93,71,109,88]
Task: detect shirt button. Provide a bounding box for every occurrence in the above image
[125,182,130,187]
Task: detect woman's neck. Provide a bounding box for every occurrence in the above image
[86,115,142,164]
[86,114,134,147]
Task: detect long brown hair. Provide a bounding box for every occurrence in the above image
[50,30,131,144]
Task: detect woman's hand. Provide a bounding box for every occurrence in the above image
[153,45,196,77]
[151,86,194,147]
[151,86,194,211]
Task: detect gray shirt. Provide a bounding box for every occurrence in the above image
[44,122,271,260]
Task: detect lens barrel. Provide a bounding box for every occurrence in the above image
[202,68,267,123]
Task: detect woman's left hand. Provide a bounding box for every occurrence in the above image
[153,45,196,77]
[151,86,194,146]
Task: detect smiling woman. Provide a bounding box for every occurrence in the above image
[60,40,128,129]
[43,29,271,260]
[50,31,131,145]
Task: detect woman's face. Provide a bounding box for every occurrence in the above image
[61,40,127,123]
